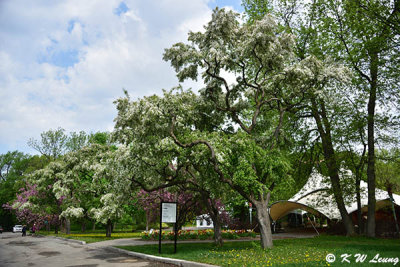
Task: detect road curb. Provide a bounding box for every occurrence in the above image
[106,246,218,267]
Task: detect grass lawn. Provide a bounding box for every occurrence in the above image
[117,235,400,266]
[38,230,142,243]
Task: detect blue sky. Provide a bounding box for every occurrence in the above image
[0,0,244,155]
[209,0,243,11]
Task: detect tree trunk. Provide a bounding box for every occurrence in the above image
[106,219,112,237]
[60,218,65,233]
[65,218,71,235]
[92,222,96,231]
[366,51,378,238]
[388,191,400,237]
[81,221,86,232]
[207,202,223,247]
[355,145,366,235]
[310,98,355,236]
[212,221,223,247]
[54,223,59,234]
[146,211,150,231]
[324,153,355,236]
[254,194,273,249]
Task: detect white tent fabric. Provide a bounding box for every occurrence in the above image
[269,169,400,221]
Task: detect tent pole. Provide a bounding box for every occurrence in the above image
[306,213,319,235]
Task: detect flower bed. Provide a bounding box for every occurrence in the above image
[141,229,256,240]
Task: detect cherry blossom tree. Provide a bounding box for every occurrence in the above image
[3,184,59,230]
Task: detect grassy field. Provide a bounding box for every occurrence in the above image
[38,230,142,243]
[117,235,400,266]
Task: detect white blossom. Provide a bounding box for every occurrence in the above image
[61,207,84,219]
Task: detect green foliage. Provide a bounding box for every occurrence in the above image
[65,131,88,152]
[89,132,110,146]
[0,151,48,229]
[215,132,293,198]
[141,229,255,241]
[376,149,400,194]
[28,127,68,160]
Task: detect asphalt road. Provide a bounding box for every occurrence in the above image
[0,232,174,267]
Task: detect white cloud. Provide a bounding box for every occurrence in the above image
[0,0,241,154]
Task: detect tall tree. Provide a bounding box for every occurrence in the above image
[162,8,351,247]
[318,0,400,238]
[242,0,400,237]
[376,149,400,236]
[65,131,88,152]
[28,127,68,160]
[0,151,29,228]
[52,144,110,235]
[0,151,50,229]
[28,161,66,233]
[113,91,231,246]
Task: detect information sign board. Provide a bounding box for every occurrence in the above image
[161,202,177,223]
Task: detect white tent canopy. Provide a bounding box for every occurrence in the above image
[269,169,400,221]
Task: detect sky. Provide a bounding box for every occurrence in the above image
[0,0,243,155]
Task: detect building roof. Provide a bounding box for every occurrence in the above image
[269,169,400,221]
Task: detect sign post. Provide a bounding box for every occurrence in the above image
[249,202,252,225]
[159,202,177,254]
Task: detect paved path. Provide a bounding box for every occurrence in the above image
[0,232,175,267]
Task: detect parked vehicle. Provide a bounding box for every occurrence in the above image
[0,225,3,233]
[13,225,23,233]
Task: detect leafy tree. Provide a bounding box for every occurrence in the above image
[3,184,59,229]
[242,0,359,235]
[28,128,106,159]
[28,161,66,233]
[0,151,28,181]
[28,127,68,160]
[161,7,351,248]
[65,131,88,152]
[51,145,110,234]
[0,151,29,228]
[86,145,132,237]
[89,132,111,146]
[316,0,400,237]
[29,139,122,237]
[242,0,400,237]
[0,151,49,229]
[113,88,234,246]
[376,149,400,236]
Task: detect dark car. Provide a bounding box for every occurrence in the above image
[0,225,3,233]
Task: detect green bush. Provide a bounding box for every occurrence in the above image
[141,229,255,241]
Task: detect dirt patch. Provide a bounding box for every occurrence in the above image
[7,241,36,246]
[38,251,61,257]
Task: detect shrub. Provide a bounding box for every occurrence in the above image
[141,229,255,241]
